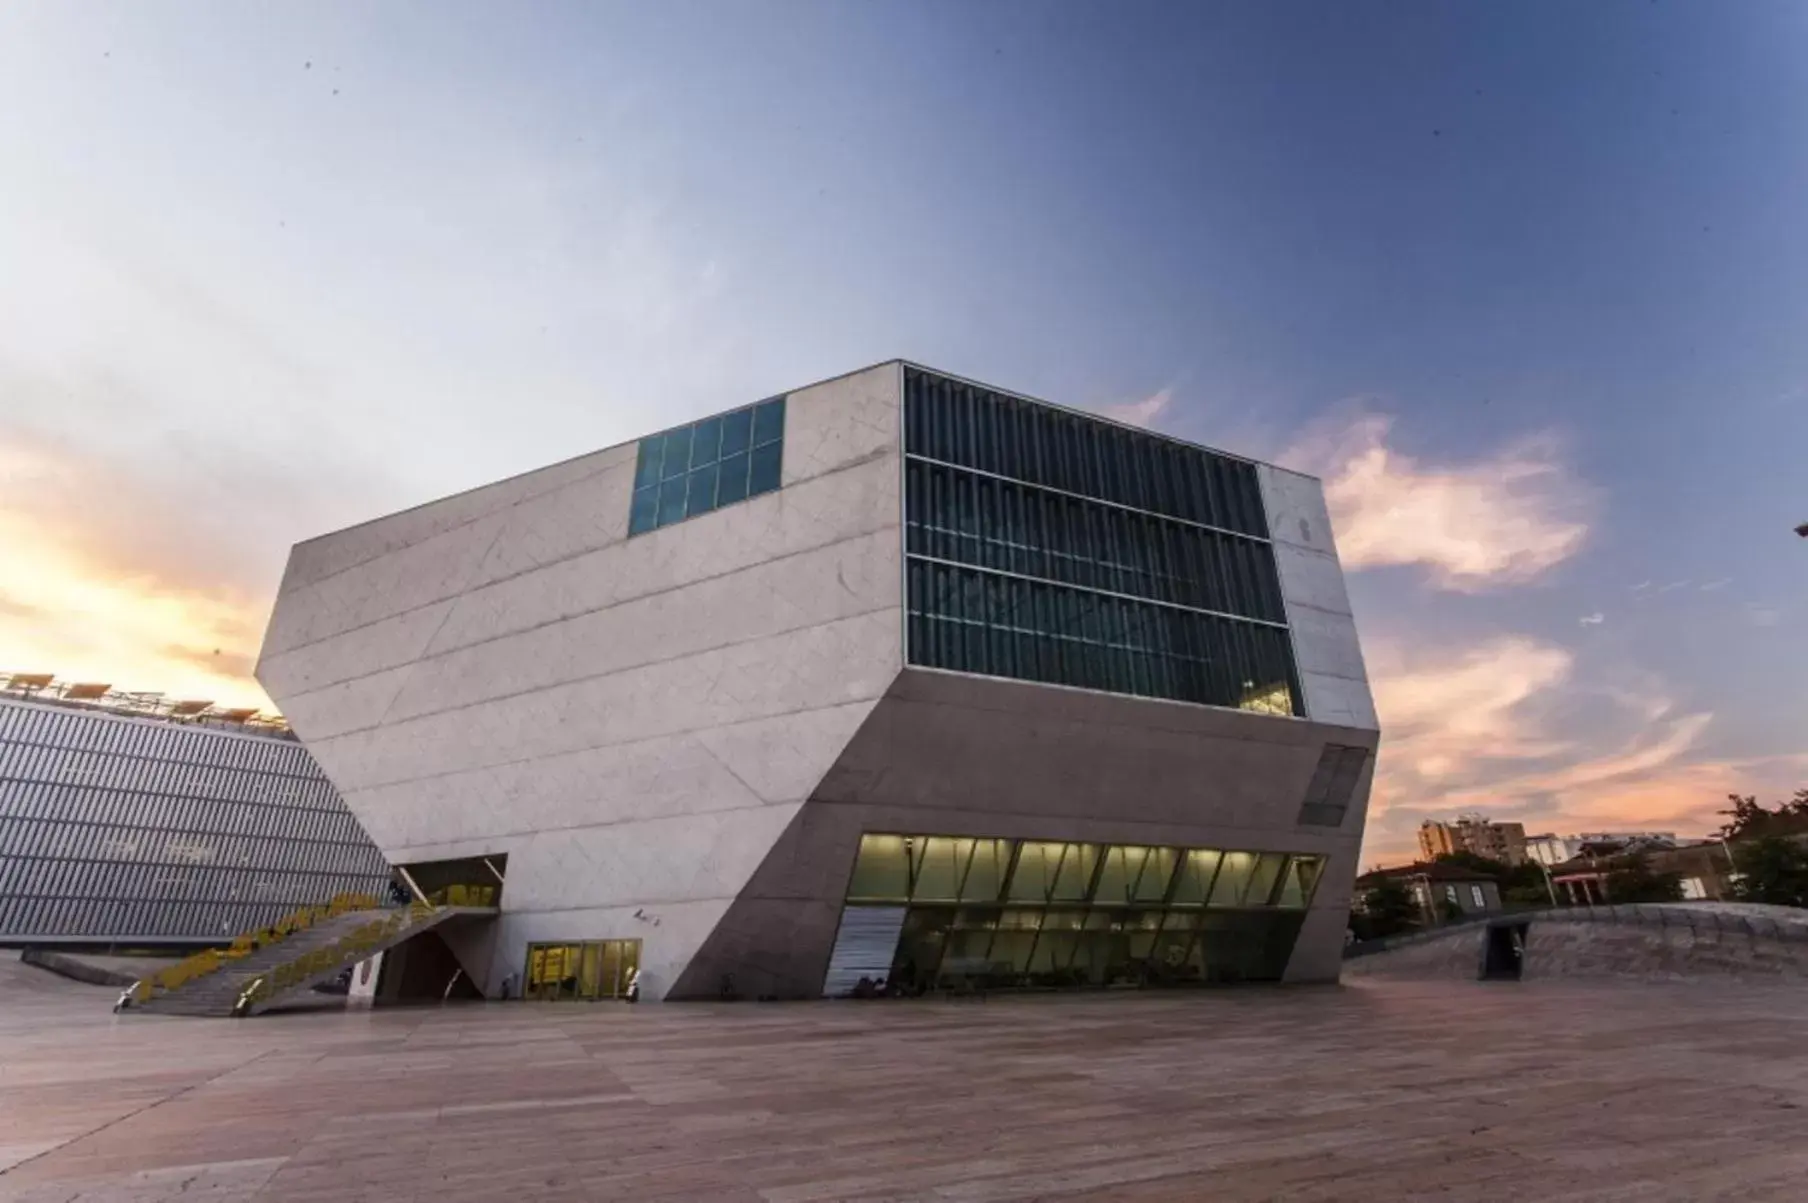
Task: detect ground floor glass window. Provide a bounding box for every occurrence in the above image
[522,939,641,1001]
[835,833,1325,994]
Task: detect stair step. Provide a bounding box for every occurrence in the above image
[125,905,475,1018]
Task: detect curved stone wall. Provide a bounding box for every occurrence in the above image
[1344,903,1808,982]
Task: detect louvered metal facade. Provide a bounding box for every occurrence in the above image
[0,697,388,946]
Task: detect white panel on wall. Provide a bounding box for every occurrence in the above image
[1255,463,1377,732]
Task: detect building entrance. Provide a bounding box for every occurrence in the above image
[1482,923,1527,980]
[522,939,641,1001]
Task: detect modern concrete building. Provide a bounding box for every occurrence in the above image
[1419,817,1529,867]
[256,362,1380,1001]
[0,676,388,947]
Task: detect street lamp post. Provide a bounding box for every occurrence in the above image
[1534,857,1560,908]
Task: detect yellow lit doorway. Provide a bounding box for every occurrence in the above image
[523,939,640,1001]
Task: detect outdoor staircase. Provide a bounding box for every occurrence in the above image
[128,899,483,1018]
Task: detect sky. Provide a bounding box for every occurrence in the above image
[2,0,1805,862]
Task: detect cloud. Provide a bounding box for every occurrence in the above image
[0,430,280,712]
[1368,636,1577,790]
[1657,579,1691,594]
[1700,578,1731,592]
[1359,634,1802,862]
[1098,388,1174,429]
[1578,612,1605,626]
[1745,604,1783,628]
[1285,414,1591,592]
[0,590,42,620]
[1630,581,1653,592]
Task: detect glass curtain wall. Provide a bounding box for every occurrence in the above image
[902,367,1302,715]
[0,700,389,943]
[844,833,1326,991]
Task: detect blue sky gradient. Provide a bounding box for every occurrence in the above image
[2,0,1803,858]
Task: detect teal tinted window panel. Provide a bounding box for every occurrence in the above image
[628,486,659,535]
[749,440,782,496]
[656,477,688,525]
[690,415,723,468]
[633,438,663,489]
[717,451,751,506]
[753,396,785,446]
[720,407,753,458]
[686,463,720,518]
[627,399,786,535]
[660,427,692,480]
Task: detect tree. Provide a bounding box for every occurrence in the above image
[1433,851,1546,903]
[1603,853,1684,903]
[1717,791,1808,841]
[1356,879,1419,939]
[1729,836,1808,908]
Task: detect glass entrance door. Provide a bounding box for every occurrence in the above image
[523,940,641,1001]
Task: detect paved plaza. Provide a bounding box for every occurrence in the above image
[1,958,1805,1202]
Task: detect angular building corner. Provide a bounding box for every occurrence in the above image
[257,361,1379,1001]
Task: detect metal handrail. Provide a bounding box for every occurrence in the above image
[233,901,440,1014]
[125,891,383,1005]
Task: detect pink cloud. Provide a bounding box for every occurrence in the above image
[1287,414,1591,591]
[1098,388,1174,429]
[1360,633,1803,862]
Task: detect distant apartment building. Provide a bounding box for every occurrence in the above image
[1526,831,1680,867]
[0,674,388,946]
[1418,818,1529,867]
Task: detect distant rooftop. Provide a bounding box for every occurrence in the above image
[1357,861,1498,884]
[0,672,294,741]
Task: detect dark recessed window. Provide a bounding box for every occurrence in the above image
[628,396,786,535]
[1296,745,1369,827]
[901,367,1301,715]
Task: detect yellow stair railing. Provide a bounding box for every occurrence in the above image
[233,900,438,1015]
[128,891,382,1005]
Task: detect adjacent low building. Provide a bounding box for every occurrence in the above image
[1355,862,1503,922]
[1526,831,1678,867]
[256,361,1381,1000]
[0,675,389,947]
[1547,842,1739,905]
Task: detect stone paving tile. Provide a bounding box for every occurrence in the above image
[1,958,1805,1202]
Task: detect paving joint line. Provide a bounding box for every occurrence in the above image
[0,1047,282,1181]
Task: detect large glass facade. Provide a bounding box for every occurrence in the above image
[628,396,786,535]
[902,367,1302,715]
[0,699,389,944]
[841,833,1324,991]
